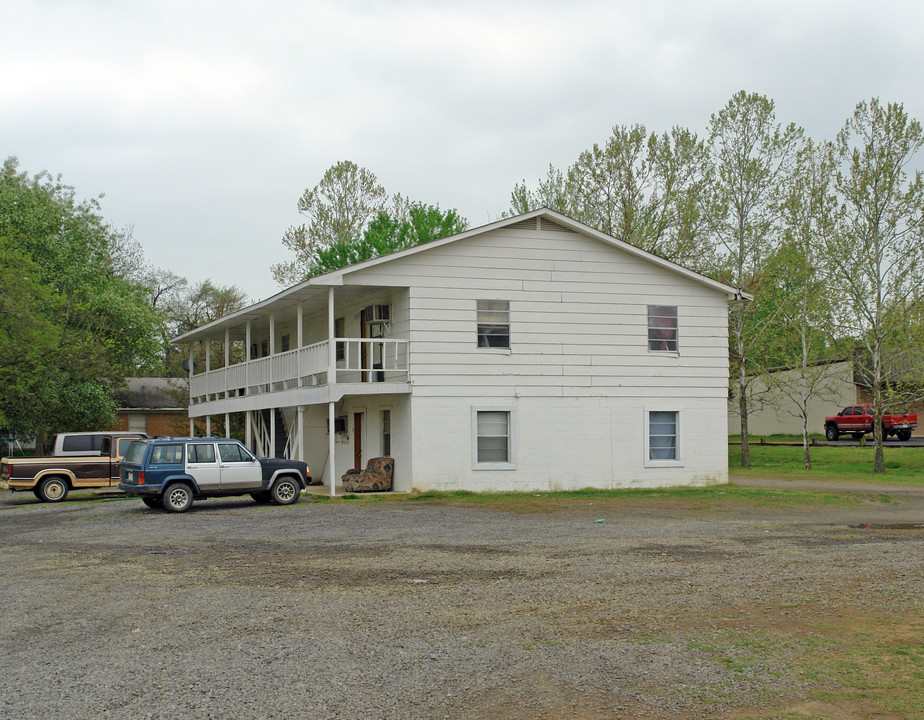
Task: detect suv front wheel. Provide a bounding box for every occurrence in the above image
[162,482,194,513]
[271,477,301,505]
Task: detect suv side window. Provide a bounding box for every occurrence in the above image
[151,444,184,465]
[218,443,249,463]
[188,443,216,463]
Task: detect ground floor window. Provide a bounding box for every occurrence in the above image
[472,407,516,469]
[645,408,683,466]
[381,409,391,456]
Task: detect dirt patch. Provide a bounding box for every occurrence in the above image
[2,489,923,719]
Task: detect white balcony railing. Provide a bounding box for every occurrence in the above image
[189,338,409,404]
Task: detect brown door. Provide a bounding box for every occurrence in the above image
[353,413,363,470]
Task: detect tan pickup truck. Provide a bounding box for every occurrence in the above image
[1,432,148,502]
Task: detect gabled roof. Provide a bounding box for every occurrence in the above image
[175,208,748,344]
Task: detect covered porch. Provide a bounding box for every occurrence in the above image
[174,282,412,496]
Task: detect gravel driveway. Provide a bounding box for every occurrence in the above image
[2,485,923,719]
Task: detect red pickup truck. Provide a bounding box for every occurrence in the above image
[824,404,918,442]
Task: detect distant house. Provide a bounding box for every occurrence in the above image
[115,377,187,437]
[174,209,743,493]
[728,358,924,437]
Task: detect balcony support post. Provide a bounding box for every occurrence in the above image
[297,302,304,387]
[224,327,230,399]
[245,320,251,393]
[328,401,336,497]
[297,406,304,462]
[269,311,275,356]
[327,287,336,386]
[270,408,276,459]
[328,287,337,496]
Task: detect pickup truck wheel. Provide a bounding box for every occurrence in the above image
[897,429,912,442]
[825,425,840,441]
[141,497,161,509]
[37,477,69,503]
[250,491,272,504]
[271,477,300,505]
[162,483,194,513]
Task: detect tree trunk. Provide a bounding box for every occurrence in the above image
[800,326,811,470]
[738,364,750,468]
[872,348,885,474]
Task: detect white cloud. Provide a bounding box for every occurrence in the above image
[3,0,924,300]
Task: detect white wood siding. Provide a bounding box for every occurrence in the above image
[346,225,730,491]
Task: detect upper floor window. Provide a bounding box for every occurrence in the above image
[477,300,510,348]
[648,305,678,352]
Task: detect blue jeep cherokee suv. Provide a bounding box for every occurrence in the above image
[119,437,311,512]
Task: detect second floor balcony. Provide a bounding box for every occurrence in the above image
[189,337,409,407]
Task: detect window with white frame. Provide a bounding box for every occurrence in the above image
[647,305,678,352]
[472,408,516,469]
[645,408,683,466]
[477,300,510,348]
[381,409,391,456]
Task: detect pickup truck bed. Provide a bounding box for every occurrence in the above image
[1,432,147,502]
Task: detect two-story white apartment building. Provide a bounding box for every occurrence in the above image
[175,209,743,494]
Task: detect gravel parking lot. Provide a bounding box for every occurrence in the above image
[2,485,923,719]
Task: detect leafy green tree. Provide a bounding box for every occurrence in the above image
[508,125,715,272]
[155,278,249,375]
[760,139,839,469]
[310,202,467,277]
[273,161,389,285]
[819,99,924,473]
[704,91,803,467]
[0,157,163,440]
[509,164,570,216]
[275,161,467,281]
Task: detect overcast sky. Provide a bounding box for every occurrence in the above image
[4,0,924,301]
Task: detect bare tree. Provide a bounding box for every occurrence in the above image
[820,99,924,473]
[703,91,802,467]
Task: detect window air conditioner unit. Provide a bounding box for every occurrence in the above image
[364,304,390,324]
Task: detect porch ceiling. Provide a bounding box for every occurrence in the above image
[174,285,394,344]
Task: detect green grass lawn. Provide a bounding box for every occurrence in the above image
[730,440,924,484]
